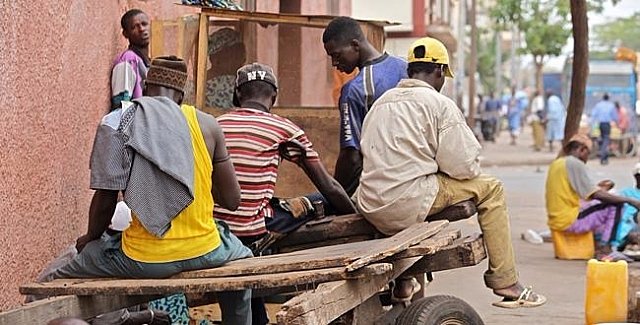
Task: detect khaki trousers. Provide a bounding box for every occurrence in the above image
[531,120,545,150]
[427,173,518,290]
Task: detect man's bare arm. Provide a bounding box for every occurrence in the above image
[333,147,362,197]
[302,159,356,215]
[76,189,118,252]
[197,110,241,210]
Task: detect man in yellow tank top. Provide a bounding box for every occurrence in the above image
[44,57,253,325]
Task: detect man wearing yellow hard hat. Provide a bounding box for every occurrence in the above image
[354,37,546,308]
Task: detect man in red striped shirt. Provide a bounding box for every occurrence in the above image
[215,62,355,325]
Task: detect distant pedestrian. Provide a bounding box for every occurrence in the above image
[615,101,629,134]
[591,93,618,165]
[481,92,500,142]
[545,90,565,152]
[506,88,521,145]
[528,91,546,151]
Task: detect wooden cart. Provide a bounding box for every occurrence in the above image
[3,201,486,325]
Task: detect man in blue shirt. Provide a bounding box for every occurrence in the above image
[323,17,407,195]
[591,93,619,165]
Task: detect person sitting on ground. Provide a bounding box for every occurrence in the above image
[609,162,640,251]
[353,36,546,308]
[43,56,253,325]
[545,134,640,256]
[214,62,356,325]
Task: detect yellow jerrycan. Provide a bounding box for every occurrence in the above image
[585,259,628,325]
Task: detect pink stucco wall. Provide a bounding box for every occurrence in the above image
[0,0,351,312]
[0,0,197,311]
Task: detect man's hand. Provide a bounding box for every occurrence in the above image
[597,179,615,191]
[75,234,94,253]
[629,199,640,211]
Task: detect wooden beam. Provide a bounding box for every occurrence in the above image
[20,264,391,297]
[195,13,208,109]
[0,295,159,325]
[276,258,420,325]
[188,6,397,29]
[406,234,486,274]
[346,220,448,271]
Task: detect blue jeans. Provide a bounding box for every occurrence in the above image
[48,222,253,325]
[266,192,332,234]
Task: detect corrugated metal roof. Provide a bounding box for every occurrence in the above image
[179,4,399,28]
[589,60,634,74]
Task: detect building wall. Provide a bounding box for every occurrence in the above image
[0,0,197,310]
[0,0,354,311]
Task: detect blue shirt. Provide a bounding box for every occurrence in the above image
[339,53,407,149]
[591,100,618,123]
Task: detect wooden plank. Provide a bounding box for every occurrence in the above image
[175,220,447,278]
[0,295,159,325]
[150,19,165,58]
[20,263,391,297]
[346,220,448,272]
[276,257,420,325]
[276,235,373,254]
[194,13,208,109]
[272,214,380,249]
[187,6,398,29]
[405,233,486,274]
[388,229,460,260]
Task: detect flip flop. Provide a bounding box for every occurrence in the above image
[492,286,547,309]
[391,277,422,303]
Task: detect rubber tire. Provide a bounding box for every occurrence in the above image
[395,295,484,325]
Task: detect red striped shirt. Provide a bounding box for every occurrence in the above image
[214,108,319,237]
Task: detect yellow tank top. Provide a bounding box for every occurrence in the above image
[122,105,221,263]
[545,157,581,231]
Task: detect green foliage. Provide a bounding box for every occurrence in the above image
[589,50,615,60]
[593,12,640,51]
[477,29,510,94]
[491,0,571,64]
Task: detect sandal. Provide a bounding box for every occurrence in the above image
[492,286,547,309]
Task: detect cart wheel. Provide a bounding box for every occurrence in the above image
[395,295,484,325]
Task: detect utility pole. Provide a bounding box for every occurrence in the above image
[467,0,477,127]
[456,0,466,110]
[495,31,502,96]
[510,24,517,89]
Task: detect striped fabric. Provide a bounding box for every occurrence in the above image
[214,108,319,237]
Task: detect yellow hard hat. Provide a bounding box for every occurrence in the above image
[407,37,454,78]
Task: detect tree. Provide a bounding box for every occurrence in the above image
[564,0,619,144]
[564,0,588,144]
[477,29,511,94]
[593,13,640,51]
[491,0,571,94]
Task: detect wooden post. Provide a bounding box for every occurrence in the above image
[177,16,185,59]
[195,13,209,109]
[150,19,165,58]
